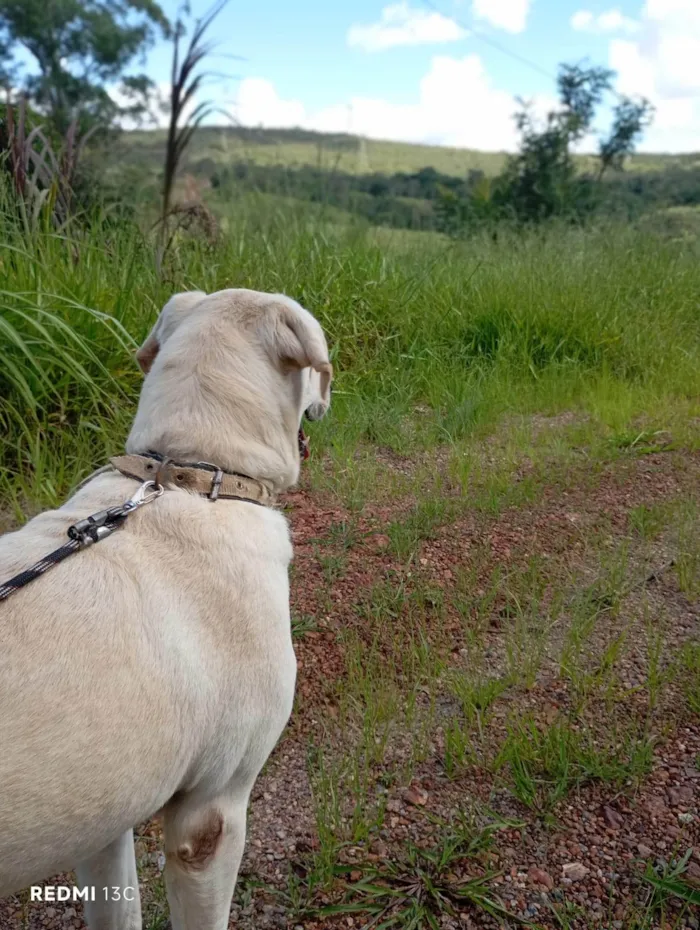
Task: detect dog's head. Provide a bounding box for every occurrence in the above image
[127,288,332,490]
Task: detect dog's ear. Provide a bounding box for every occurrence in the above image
[135,331,160,374]
[268,300,333,397]
[136,290,207,375]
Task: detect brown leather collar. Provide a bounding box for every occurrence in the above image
[110,454,276,506]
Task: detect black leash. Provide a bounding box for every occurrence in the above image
[1,432,310,604]
[0,538,83,601]
[0,480,162,603]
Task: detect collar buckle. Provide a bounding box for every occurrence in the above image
[209,468,224,501]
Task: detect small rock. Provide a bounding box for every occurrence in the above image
[134,839,148,859]
[679,812,695,825]
[350,870,362,881]
[637,843,653,858]
[602,806,624,830]
[45,908,56,918]
[370,839,388,857]
[668,786,693,807]
[686,860,700,885]
[404,785,429,807]
[562,862,589,882]
[645,796,667,816]
[528,866,554,891]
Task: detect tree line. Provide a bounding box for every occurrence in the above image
[212,65,663,234]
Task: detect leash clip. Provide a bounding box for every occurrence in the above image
[67,481,163,547]
[124,479,164,511]
[0,480,166,603]
[67,507,128,546]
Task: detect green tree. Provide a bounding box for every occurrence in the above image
[598,97,654,178]
[495,64,613,222]
[0,0,170,132]
[495,63,653,222]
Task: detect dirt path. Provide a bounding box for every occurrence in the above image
[3,447,699,930]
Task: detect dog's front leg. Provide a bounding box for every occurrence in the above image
[74,828,142,930]
[163,793,247,930]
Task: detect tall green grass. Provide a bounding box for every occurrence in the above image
[1,180,699,517]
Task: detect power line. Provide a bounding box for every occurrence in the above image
[422,0,632,105]
[422,0,557,83]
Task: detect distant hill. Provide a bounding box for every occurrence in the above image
[109,125,700,181]
[96,125,700,239]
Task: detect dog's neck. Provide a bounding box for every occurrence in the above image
[126,417,301,495]
[125,335,305,494]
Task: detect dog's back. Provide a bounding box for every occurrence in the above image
[0,471,296,894]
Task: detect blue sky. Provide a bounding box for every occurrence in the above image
[147,0,638,107]
[15,0,700,152]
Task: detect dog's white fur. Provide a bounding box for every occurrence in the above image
[0,288,332,930]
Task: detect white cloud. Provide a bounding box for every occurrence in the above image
[571,8,640,34]
[236,78,306,128]
[232,55,554,151]
[347,2,467,52]
[606,0,700,150]
[571,10,593,30]
[472,0,531,34]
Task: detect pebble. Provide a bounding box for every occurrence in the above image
[404,785,429,807]
[528,866,554,891]
[645,796,667,816]
[562,862,589,881]
[371,839,388,857]
[134,839,148,859]
[637,843,653,858]
[668,786,694,806]
[602,805,624,830]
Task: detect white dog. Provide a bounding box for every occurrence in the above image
[0,289,332,930]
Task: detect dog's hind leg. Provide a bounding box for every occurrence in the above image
[162,792,247,930]
[74,828,142,930]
